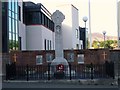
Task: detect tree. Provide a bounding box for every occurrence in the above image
[92,40,117,49]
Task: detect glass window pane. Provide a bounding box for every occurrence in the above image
[12,1,15,12]
[16,34,18,41]
[13,33,15,40]
[15,13,17,20]
[8,10,11,17]
[15,1,18,13]
[8,1,11,10]
[12,12,14,18]
[9,17,12,32]
[16,20,18,34]
[9,32,12,40]
[12,19,15,33]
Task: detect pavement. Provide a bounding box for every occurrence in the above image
[2,79,119,89]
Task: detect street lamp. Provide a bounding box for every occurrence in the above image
[83,16,88,49]
[102,31,106,48]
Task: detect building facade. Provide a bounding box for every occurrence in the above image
[2,1,84,53]
[55,4,82,50]
[2,0,25,53]
[23,2,54,50]
[118,1,120,48]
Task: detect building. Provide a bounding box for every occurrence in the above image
[2,0,25,53]
[2,1,55,53]
[117,1,120,48]
[55,4,82,49]
[23,2,54,50]
[2,1,84,53]
[79,27,85,49]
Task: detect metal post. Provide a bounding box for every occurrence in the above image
[26,64,29,81]
[91,63,93,80]
[48,63,50,80]
[69,63,71,80]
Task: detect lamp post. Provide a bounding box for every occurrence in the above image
[102,31,106,48]
[83,16,88,49]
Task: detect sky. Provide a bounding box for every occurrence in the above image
[23,0,118,37]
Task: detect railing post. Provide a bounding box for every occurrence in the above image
[48,63,50,80]
[69,63,71,80]
[6,64,9,80]
[91,63,93,80]
[26,64,29,81]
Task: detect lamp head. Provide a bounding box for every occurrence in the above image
[102,31,106,35]
[83,16,88,22]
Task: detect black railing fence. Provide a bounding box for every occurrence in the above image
[6,62,114,81]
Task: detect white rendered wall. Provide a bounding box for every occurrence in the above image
[18,1,26,50]
[56,4,80,49]
[71,5,80,49]
[19,23,26,50]
[41,26,54,50]
[56,4,72,49]
[26,25,54,50]
[18,1,23,23]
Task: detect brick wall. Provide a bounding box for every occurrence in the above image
[8,49,120,66]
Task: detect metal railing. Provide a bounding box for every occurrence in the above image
[6,62,114,81]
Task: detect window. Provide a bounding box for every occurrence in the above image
[76,29,79,39]
[47,40,49,50]
[36,55,43,65]
[44,39,46,50]
[50,40,52,50]
[8,1,19,51]
[76,44,79,49]
[67,52,74,62]
[39,12,42,24]
[77,54,84,64]
[42,13,44,25]
[18,6,21,21]
[46,53,53,62]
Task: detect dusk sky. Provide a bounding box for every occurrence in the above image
[23,0,118,37]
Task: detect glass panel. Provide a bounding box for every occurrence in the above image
[12,12,15,18]
[9,17,12,32]
[39,12,41,24]
[12,19,15,33]
[13,33,15,40]
[16,34,18,41]
[15,13,17,20]
[46,53,53,62]
[15,1,18,13]
[9,39,12,50]
[36,55,43,65]
[67,53,74,62]
[77,54,84,64]
[8,1,11,10]
[9,32,11,39]
[12,1,15,12]
[16,20,18,34]
[8,10,11,17]
[42,14,44,25]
